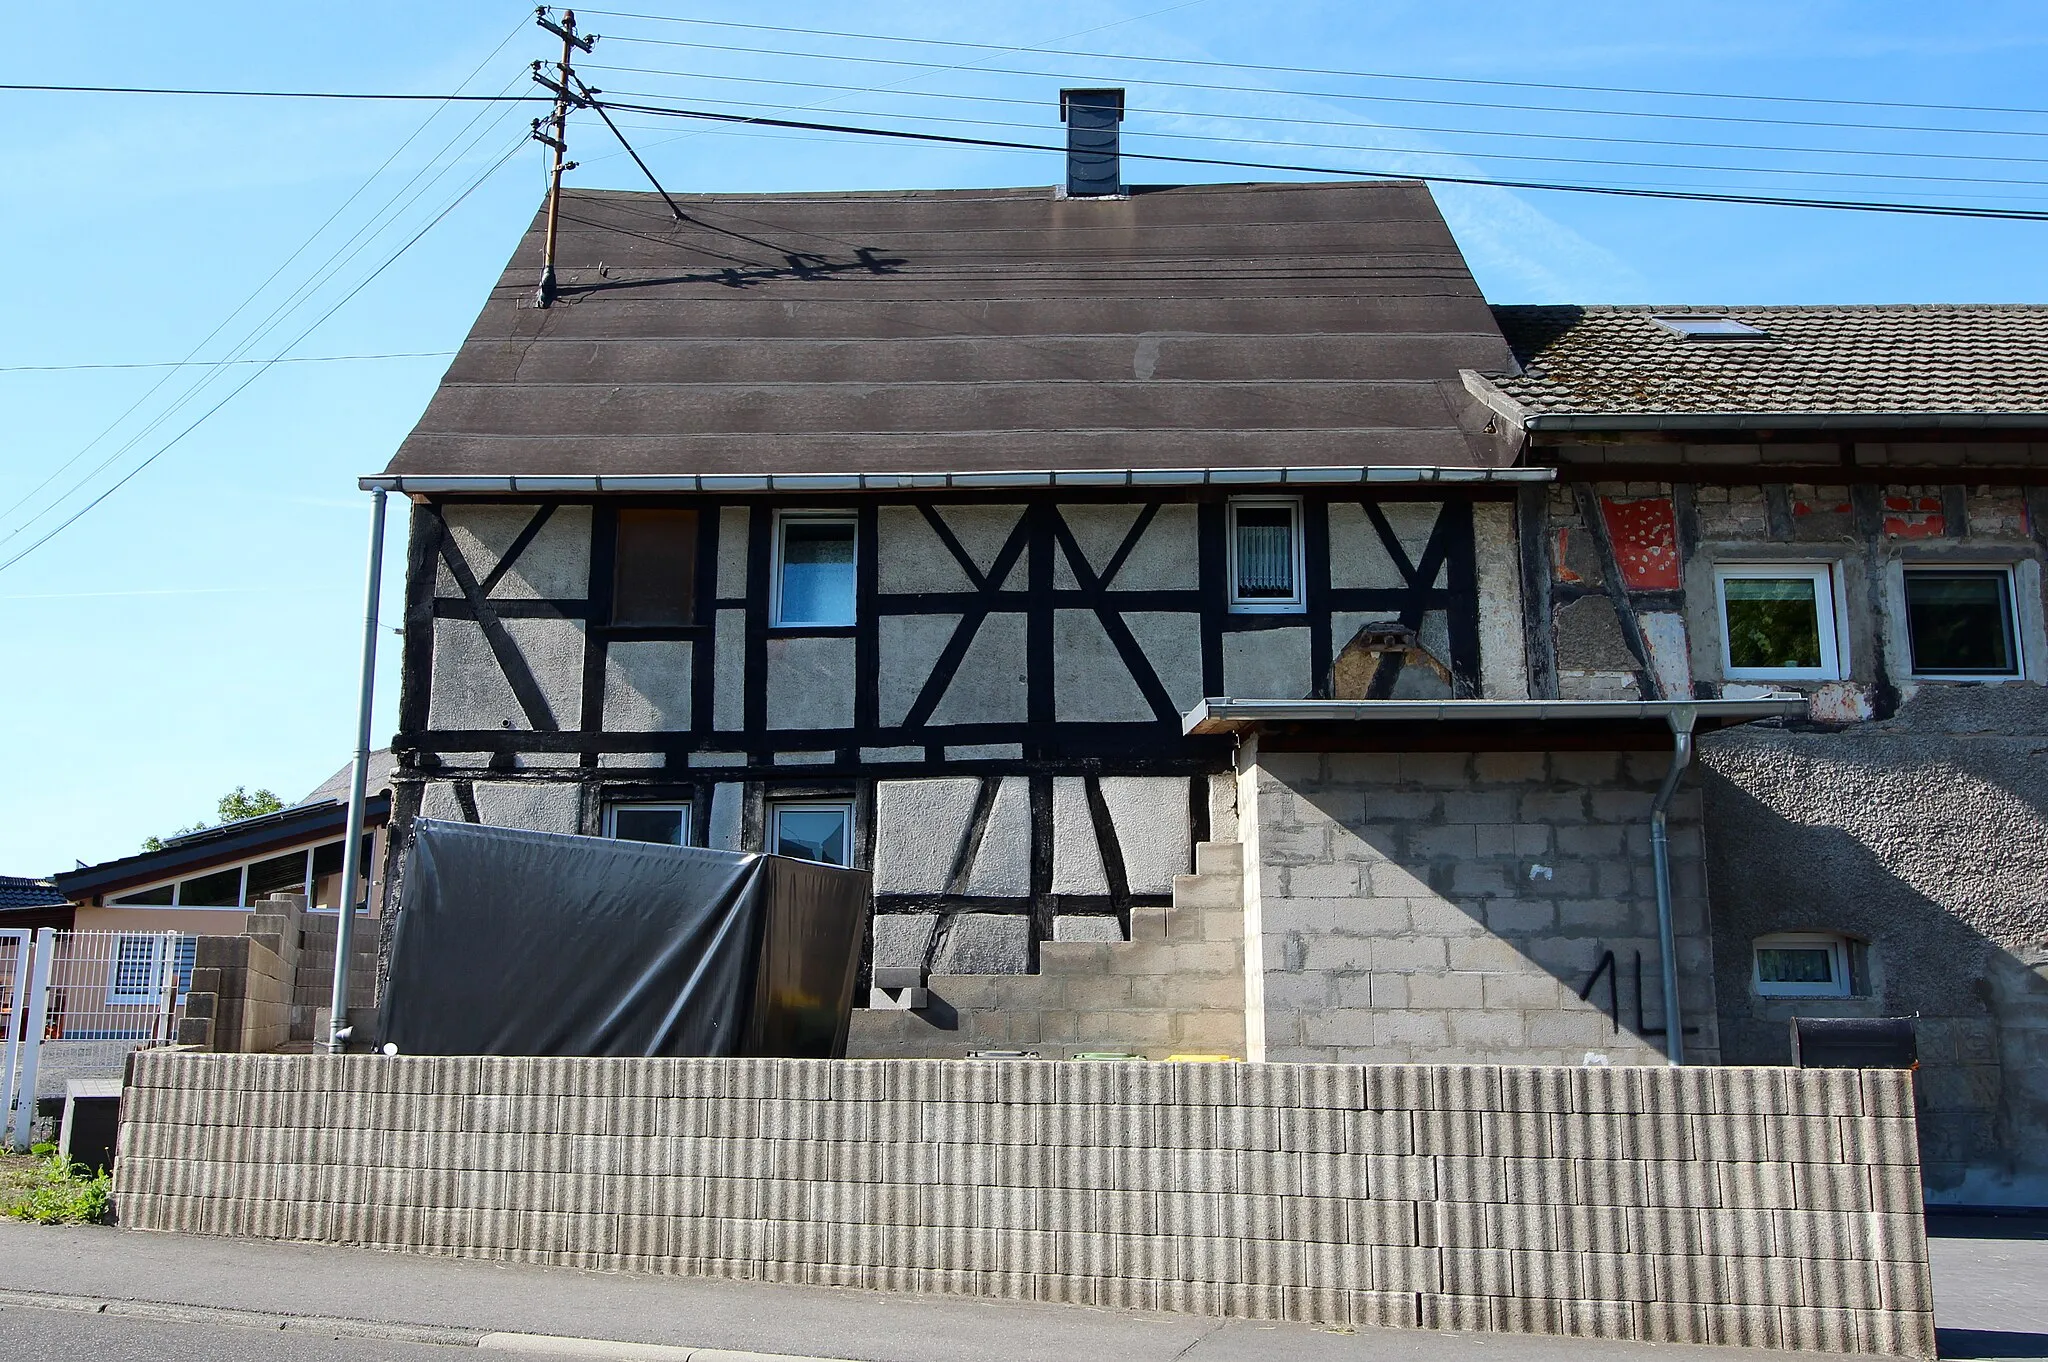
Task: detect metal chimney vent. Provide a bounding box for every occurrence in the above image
[1059,88,1125,197]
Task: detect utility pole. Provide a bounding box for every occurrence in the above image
[532,7,595,309]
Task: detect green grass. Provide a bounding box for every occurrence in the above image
[0,1145,112,1225]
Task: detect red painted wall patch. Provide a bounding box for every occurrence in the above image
[1598,497,1681,590]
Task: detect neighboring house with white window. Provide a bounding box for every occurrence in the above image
[50,754,392,1041]
[1467,303,2048,1204]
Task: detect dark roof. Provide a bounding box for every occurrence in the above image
[53,793,389,902]
[302,749,396,805]
[0,876,67,909]
[384,182,1517,479]
[1485,304,2048,423]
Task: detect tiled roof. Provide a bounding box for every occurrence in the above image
[1487,304,2048,418]
[0,876,67,909]
[386,182,1516,478]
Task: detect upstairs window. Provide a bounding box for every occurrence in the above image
[1754,933,1855,999]
[1905,568,2020,679]
[1228,497,1304,613]
[612,509,697,626]
[773,514,857,627]
[1716,564,1843,681]
[606,802,693,846]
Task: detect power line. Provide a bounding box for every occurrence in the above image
[0,82,546,102]
[0,136,526,576]
[593,97,2048,221]
[596,35,2048,141]
[585,63,2048,169]
[591,87,2048,190]
[0,351,455,373]
[0,20,532,536]
[581,11,2048,122]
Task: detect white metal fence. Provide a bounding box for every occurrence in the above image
[3,929,189,1150]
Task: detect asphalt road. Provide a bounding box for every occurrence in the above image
[0,1306,454,1362]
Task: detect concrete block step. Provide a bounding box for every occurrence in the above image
[1194,840,1244,875]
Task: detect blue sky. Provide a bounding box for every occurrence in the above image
[7,1,2048,872]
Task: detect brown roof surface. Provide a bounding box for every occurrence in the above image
[1489,304,2048,418]
[385,182,1516,477]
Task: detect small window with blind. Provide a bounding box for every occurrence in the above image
[612,509,698,626]
[1228,498,1304,613]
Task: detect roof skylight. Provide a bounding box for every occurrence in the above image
[1653,315,1769,341]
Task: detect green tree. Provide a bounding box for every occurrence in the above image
[141,785,284,852]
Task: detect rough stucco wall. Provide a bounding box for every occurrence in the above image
[1700,687,2048,1205]
[1246,745,1716,1067]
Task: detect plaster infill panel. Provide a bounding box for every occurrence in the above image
[1053,504,1145,588]
[872,778,980,894]
[1053,611,1155,722]
[878,613,961,728]
[933,505,1024,584]
[1223,627,1311,701]
[426,616,586,732]
[1109,503,1198,591]
[1474,499,1532,700]
[470,780,583,835]
[929,614,1027,727]
[964,776,1031,897]
[1124,612,1204,714]
[1330,500,1443,590]
[766,635,855,731]
[715,507,749,597]
[442,504,591,600]
[1051,776,1109,895]
[877,506,977,595]
[601,640,692,732]
[712,610,747,733]
[1099,776,1192,894]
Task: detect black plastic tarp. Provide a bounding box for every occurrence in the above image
[377,820,871,1058]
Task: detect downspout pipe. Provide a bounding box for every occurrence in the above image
[1650,705,1698,1066]
[329,486,388,1054]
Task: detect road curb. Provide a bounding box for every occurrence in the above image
[479,1331,862,1361]
[0,1285,478,1346]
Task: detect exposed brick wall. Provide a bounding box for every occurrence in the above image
[1244,745,1714,1065]
[116,1054,1933,1356]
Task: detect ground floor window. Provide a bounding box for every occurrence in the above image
[771,801,853,867]
[106,934,197,1007]
[1904,567,2020,679]
[1753,932,1855,998]
[605,802,693,846]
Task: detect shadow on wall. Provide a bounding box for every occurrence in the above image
[1698,723,2048,1206]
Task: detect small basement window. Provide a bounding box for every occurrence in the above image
[1905,567,2020,679]
[1228,497,1304,613]
[770,801,853,867]
[1716,564,1843,681]
[606,802,693,846]
[1754,933,1855,998]
[1653,315,1770,341]
[612,509,698,626]
[773,514,857,627]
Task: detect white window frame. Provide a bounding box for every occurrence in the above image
[106,933,196,1007]
[1715,563,1845,682]
[106,837,367,914]
[771,511,859,628]
[1902,564,2023,681]
[769,800,855,868]
[603,801,695,845]
[1227,496,1306,614]
[1753,932,1853,999]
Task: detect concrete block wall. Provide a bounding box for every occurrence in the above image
[182,936,293,1054]
[1243,743,1715,1066]
[849,843,1247,1059]
[116,1055,1934,1356]
[294,912,379,1042]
